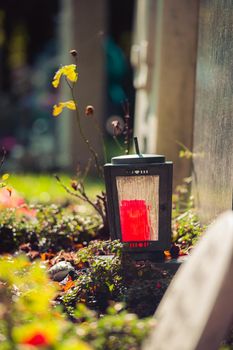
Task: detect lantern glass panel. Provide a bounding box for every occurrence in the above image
[116,175,159,242]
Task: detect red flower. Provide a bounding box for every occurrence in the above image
[156,282,161,289]
[21,332,50,347]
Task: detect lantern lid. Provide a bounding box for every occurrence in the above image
[111,154,165,165]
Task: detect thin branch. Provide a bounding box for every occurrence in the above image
[55,174,84,201]
[175,140,192,153]
[122,100,131,154]
[54,174,105,222]
[64,76,72,90]
[93,114,107,163]
[69,85,104,178]
[80,158,92,182]
[113,135,124,151]
[66,57,104,178]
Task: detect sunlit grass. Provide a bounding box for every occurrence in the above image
[9,173,105,204]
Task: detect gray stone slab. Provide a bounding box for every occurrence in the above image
[193,0,233,223]
[143,211,233,350]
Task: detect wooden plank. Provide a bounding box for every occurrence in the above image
[143,211,233,350]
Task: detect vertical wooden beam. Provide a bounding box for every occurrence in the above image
[153,0,199,187]
[132,0,199,186]
[193,0,233,223]
[70,0,107,172]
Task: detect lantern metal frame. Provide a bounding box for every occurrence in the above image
[104,155,173,256]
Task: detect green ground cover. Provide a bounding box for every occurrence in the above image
[9,174,104,203]
[0,174,232,349]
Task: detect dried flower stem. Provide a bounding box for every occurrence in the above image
[122,100,132,154]
[54,174,105,223]
[66,56,104,178]
[93,114,107,163]
[71,87,104,178]
[80,158,92,182]
[113,135,124,151]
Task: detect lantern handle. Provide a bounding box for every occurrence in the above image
[134,137,142,156]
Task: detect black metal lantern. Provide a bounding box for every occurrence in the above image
[104,139,173,260]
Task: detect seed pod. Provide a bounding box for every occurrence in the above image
[71,180,78,191]
[70,49,78,57]
[112,120,122,136]
[85,105,95,116]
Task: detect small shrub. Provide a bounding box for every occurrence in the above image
[0,255,91,350]
[61,240,125,316]
[172,210,205,253]
[75,304,155,350]
[0,204,102,253]
[0,255,154,350]
[61,240,172,319]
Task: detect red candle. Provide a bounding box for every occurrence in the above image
[119,199,151,242]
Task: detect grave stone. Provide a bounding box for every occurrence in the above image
[193,0,233,223]
[143,211,233,350]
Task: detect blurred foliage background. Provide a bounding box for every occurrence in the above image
[0,0,135,174]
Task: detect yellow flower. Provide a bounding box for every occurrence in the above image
[52,100,76,117]
[1,173,9,181]
[52,64,78,88]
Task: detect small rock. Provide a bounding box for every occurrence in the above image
[48,261,75,282]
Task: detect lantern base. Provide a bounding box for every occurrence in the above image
[123,250,165,262]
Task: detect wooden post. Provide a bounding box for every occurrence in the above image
[70,0,107,172]
[132,0,199,187]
